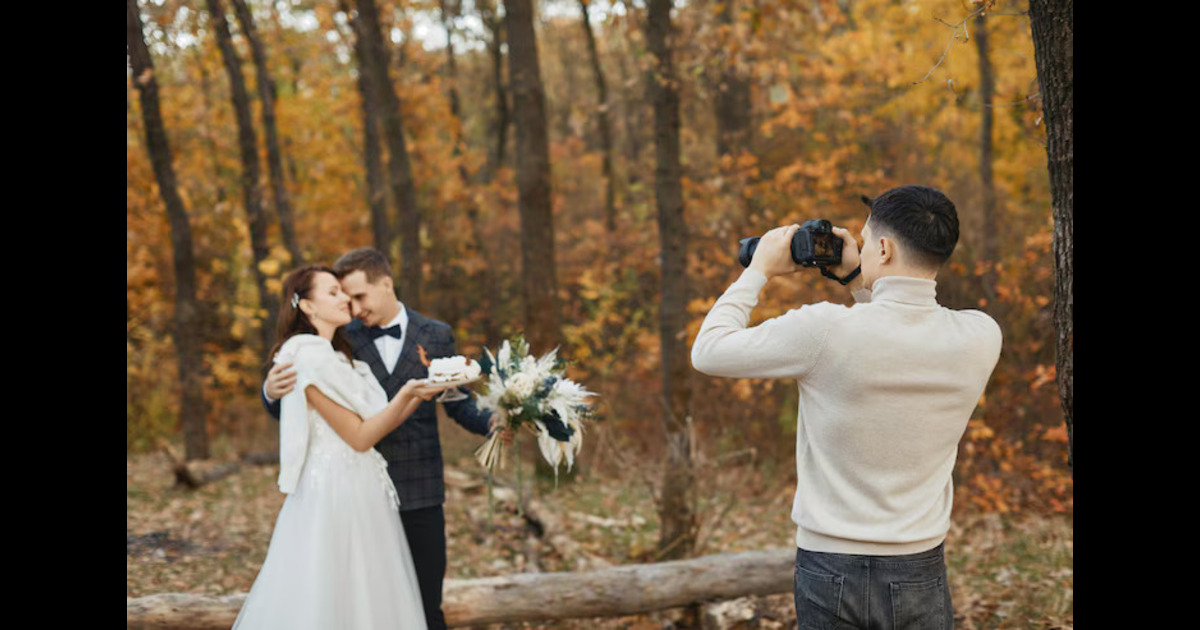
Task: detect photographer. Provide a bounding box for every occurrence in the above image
[691,186,1001,628]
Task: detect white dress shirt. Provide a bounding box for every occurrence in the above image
[375,305,408,374]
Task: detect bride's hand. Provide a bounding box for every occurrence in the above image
[401,379,454,402]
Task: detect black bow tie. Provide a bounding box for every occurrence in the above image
[366,324,403,340]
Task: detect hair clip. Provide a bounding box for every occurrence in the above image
[290,292,300,308]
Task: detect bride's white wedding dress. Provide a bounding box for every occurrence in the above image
[232,335,427,629]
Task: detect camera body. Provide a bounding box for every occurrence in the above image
[737,219,843,268]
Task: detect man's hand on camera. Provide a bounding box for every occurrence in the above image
[748,224,802,279]
[829,226,861,277]
[829,226,864,290]
[265,361,297,400]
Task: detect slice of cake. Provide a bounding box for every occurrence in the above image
[426,355,482,383]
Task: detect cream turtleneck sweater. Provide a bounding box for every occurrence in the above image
[692,270,1001,555]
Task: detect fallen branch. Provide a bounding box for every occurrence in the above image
[126,548,795,629]
[157,440,280,489]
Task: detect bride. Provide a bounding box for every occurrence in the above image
[233,265,453,629]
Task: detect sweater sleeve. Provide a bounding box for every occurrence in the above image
[691,269,838,380]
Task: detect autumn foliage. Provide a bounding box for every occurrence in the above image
[128,0,1070,516]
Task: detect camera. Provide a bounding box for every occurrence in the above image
[737,219,843,268]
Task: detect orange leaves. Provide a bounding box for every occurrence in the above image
[1040,424,1069,444]
[125,0,1066,520]
[1028,364,1056,391]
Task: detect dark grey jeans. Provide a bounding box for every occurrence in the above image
[794,543,953,630]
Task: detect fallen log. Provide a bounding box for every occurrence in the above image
[126,548,794,628]
[127,593,246,630]
[440,548,794,626]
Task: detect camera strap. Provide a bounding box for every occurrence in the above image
[820,265,861,286]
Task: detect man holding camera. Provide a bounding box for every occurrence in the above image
[692,186,1001,628]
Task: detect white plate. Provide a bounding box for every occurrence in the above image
[421,375,481,388]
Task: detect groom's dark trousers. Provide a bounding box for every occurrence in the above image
[264,311,491,630]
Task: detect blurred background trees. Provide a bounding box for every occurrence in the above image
[128,0,1071,524]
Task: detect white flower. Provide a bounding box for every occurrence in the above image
[506,371,538,399]
[496,339,513,369]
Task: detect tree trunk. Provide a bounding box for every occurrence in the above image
[505,0,561,353]
[342,0,390,255]
[128,0,209,461]
[714,0,752,159]
[975,12,999,304]
[193,51,230,204]
[230,0,304,267]
[126,548,794,628]
[479,0,509,183]
[441,0,503,346]
[646,0,696,561]
[616,27,645,186]
[353,0,423,310]
[1028,0,1073,474]
[578,0,617,232]
[205,0,278,357]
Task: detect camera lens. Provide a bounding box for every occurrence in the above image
[737,237,759,267]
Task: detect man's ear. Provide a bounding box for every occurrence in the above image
[878,236,893,264]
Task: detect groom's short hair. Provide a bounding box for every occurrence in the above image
[334,247,393,283]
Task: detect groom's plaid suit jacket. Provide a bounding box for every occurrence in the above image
[263,309,492,512]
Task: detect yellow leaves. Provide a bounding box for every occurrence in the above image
[1028,364,1055,391]
[256,245,294,279]
[230,318,246,341]
[970,473,1010,513]
[966,418,994,442]
[1040,423,1069,444]
[256,258,281,277]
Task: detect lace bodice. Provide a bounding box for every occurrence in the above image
[275,334,397,507]
[302,408,400,510]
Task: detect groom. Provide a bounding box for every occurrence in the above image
[262,246,497,629]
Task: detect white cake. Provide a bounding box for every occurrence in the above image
[427,355,482,383]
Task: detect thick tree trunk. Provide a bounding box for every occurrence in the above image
[353,0,423,310]
[205,0,278,356]
[579,0,617,232]
[128,0,210,461]
[230,0,303,267]
[127,548,794,628]
[975,12,999,304]
[342,0,390,254]
[646,0,696,561]
[505,0,561,353]
[1028,0,1073,474]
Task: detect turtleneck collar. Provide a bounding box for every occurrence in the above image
[866,276,938,306]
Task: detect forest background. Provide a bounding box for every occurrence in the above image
[128,0,1071,624]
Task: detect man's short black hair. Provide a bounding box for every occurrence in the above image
[865,185,959,270]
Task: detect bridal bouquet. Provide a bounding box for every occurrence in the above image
[473,336,597,508]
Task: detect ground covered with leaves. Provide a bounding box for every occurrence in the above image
[128,417,1072,629]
